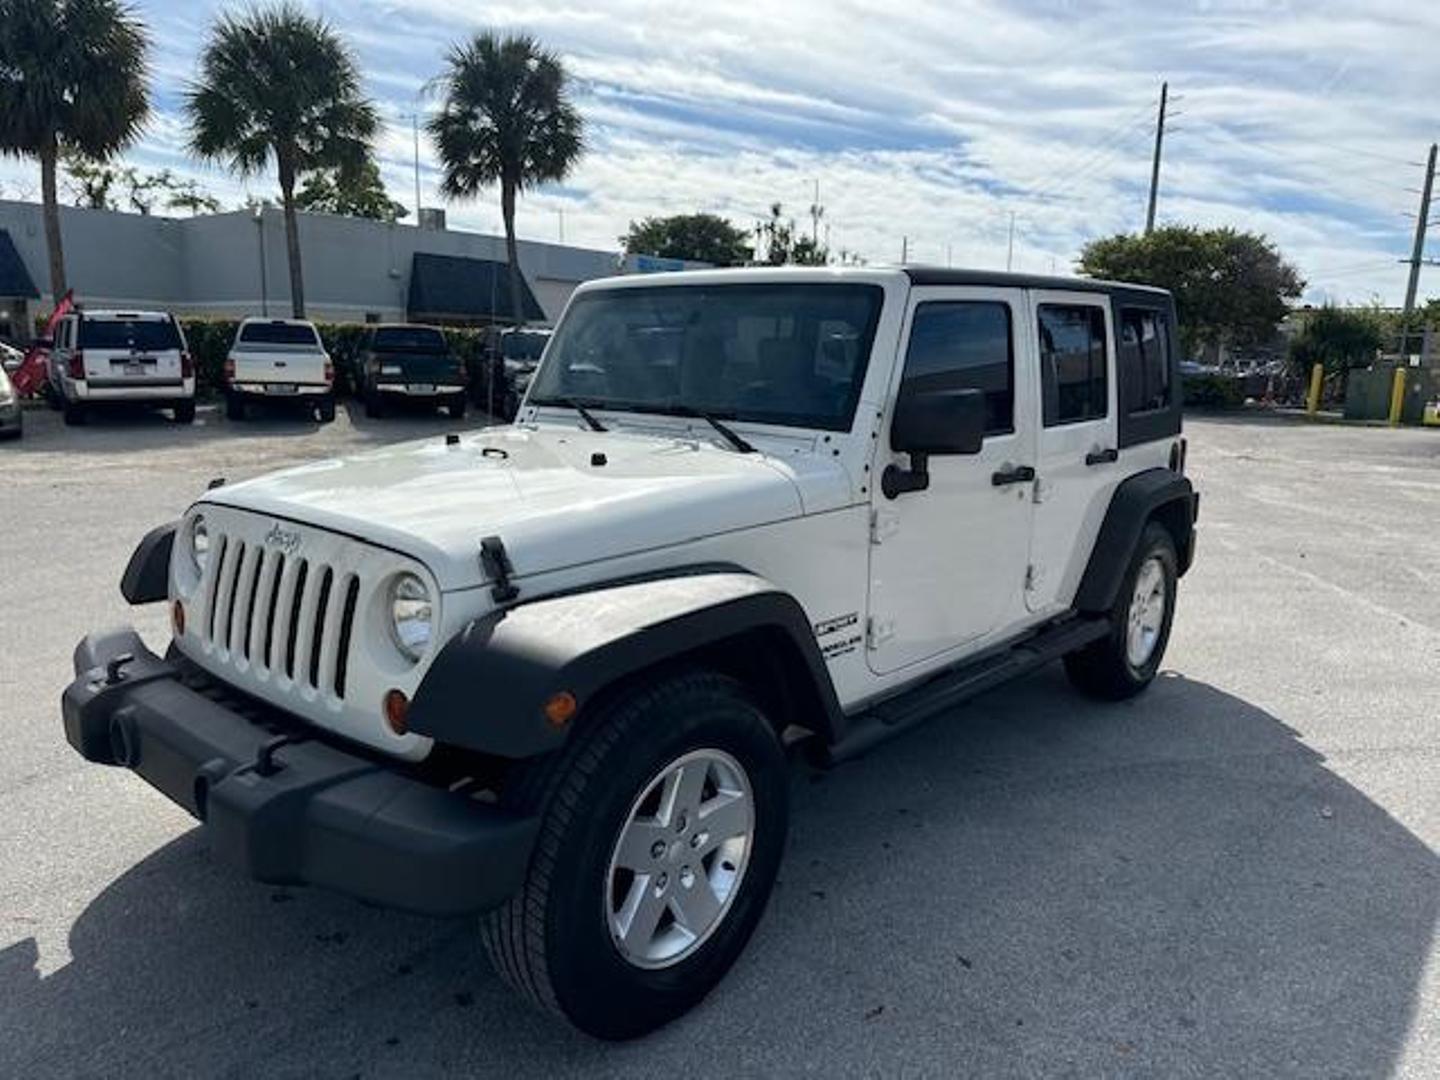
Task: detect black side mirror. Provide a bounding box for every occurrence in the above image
[883,386,986,498]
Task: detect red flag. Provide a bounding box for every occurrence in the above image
[12,290,72,398]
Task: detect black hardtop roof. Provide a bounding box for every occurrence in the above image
[902,265,1170,297]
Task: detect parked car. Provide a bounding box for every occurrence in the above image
[47,309,195,425]
[224,318,335,422]
[0,340,24,373]
[63,267,1196,1039]
[355,323,466,419]
[0,361,21,439]
[497,327,552,420]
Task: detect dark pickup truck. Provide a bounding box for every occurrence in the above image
[356,324,467,418]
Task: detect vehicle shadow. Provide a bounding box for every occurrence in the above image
[1,669,1433,1077]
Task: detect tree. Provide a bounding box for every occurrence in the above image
[1289,305,1384,382]
[62,151,221,216]
[186,3,377,318]
[295,159,408,222]
[0,0,149,301]
[621,213,752,266]
[1078,226,1303,358]
[428,31,583,325]
[757,203,828,266]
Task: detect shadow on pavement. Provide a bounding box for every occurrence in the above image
[1,669,1434,1076]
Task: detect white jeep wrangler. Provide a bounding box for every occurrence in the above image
[63,267,1197,1039]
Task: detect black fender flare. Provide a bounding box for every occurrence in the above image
[121,521,176,605]
[1073,468,1197,614]
[407,570,846,758]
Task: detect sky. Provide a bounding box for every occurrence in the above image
[2,0,1437,306]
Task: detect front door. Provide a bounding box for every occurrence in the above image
[1025,290,1121,615]
[867,286,1037,676]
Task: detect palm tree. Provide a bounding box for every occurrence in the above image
[186,3,377,318]
[428,32,583,325]
[0,0,148,302]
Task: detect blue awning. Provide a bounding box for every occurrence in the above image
[0,230,39,299]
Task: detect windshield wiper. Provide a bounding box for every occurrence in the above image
[665,405,755,454]
[531,395,606,432]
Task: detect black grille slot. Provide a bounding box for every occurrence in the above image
[242,551,265,660]
[285,560,309,679]
[309,568,334,688]
[264,553,286,668]
[333,575,360,698]
[206,535,228,642]
[224,543,247,653]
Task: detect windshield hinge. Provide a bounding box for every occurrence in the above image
[479,535,520,604]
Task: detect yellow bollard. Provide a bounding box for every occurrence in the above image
[1388,367,1408,426]
[1305,363,1324,415]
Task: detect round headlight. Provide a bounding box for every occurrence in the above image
[389,573,433,661]
[190,515,210,573]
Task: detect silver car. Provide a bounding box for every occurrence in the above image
[0,362,22,439]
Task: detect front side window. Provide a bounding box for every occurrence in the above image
[900,302,1014,436]
[1039,304,1108,426]
[529,284,885,432]
[1119,308,1172,414]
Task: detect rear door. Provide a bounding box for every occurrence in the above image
[866,285,1038,675]
[1025,290,1121,615]
[81,315,184,387]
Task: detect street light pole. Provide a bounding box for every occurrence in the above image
[254,207,269,317]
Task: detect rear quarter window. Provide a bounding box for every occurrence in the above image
[1118,308,1173,414]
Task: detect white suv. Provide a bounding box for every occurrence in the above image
[48,309,194,425]
[224,318,335,422]
[64,267,1197,1038]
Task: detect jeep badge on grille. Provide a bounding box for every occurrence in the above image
[264,523,301,554]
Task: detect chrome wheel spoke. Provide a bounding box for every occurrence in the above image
[616,876,668,955]
[612,818,669,873]
[672,873,721,932]
[696,790,749,850]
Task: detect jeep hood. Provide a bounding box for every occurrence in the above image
[200,426,839,591]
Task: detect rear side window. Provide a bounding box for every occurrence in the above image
[373,326,447,352]
[900,302,1014,436]
[80,317,181,351]
[239,322,321,348]
[1038,304,1108,426]
[1119,308,1172,414]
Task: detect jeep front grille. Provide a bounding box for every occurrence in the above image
[198,534,362,700]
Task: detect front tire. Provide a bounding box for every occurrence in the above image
[1064,521,1178,700]
[482,670,789,1039]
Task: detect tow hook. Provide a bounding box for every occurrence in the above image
[105,653,136,685]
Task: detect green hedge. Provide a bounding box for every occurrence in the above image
[1181,372,1247,410]
[177,319,507,406]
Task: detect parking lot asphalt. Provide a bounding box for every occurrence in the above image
[2,404,1438,1078]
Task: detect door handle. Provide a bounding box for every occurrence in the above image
[1085,448,1119,466]
[991,464,1036,487]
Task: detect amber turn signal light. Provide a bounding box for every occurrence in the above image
[383,689,410,735]
[544,691,578,728]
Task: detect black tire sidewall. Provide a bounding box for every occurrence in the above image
[543,680,788,1038]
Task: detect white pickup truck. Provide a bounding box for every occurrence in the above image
[64,267,1197,1038]
[224,317,335,422]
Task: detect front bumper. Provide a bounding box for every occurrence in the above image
[61,628,538,916]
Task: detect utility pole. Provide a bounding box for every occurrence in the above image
[1006,212,1016,271]
[901,235,908,264]
[1145,81,1169,234]
[809,179,823,247]
[556,208,565,244]
[412,113,422,220]
[1400,142,1437,356]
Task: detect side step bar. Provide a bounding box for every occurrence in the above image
[821,616,1111,765]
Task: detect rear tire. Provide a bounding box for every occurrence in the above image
[481,670,789,1040]
[62,399,86,426]
[316,396,336,423]
[225,393,245,422]
[172,400,196,424]
[1064,521,1178,700]
[364,391,384,419]
[447,395,467,420]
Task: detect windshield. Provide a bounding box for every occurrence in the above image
[528,283,883,432]
[239,322,322,349]
[80,318,181,351]
[373,326,447,352]
[501,331,550,361]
